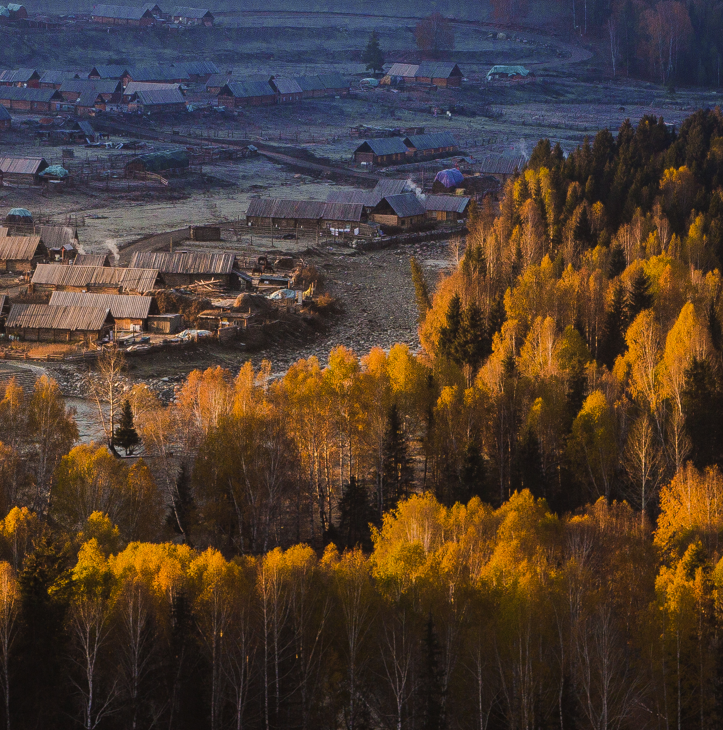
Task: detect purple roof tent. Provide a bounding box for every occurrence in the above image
[434,168,464,188]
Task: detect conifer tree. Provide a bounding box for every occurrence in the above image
[114,399,140,456]
[410,257,431,324]
[418,614,445,730]
[438,294,463,364]
[459,439,488,503]
[599,282,628,368]
[608,243,626,278]
[380,404,413,515]
[338,477,374,550]
[361,31,385,74]
[626,268,654,320]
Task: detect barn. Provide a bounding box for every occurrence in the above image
[0,236,47,272]
[218,81,277,107]
[0,88,62,114]
[370,194,426,228]
[31,264,161,294]
[0,157,48,184]
[75,90,105,117]
[353,137,409,166]
[246,199,326,231]
[316,73,349,96]
[129,252,238,288]
[59,79,120,103]
[91,5,156,26]
[39,70,81,89]
[49,291,154,332]
[403,132,459,159]
[170,7,214,25]
[205,73,232,94]
[0,69,40,87]
[181,61,219,82]
[122,81,182,103]
[424,195,471,221]
[128,88,187,114]
[5,303,114,343]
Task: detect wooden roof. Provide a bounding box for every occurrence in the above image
[32,264,160,292]
[49,291,152,319]
[130,252,235,274]
[6,303,113,331]
[0,235,44,260]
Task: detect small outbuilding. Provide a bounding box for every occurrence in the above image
[128,88,187,114]
[0,235,46,271]
[170,6,214,25]
[402,132,459,159]
[218,81,277,107]
[486,65,534,83]
[74,253,111,267]
[0,159,48,185]
[423,195,471,222]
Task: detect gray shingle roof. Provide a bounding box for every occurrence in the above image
[60,79,120,95]
[0,88,62,102]
[376,193,426,218]
[415,62,462,79]
[91,4,154,20]
[355,137,409,157]
[6,303,112,331]
[49,291,152,319]
[129,252,234,274]
[0,236,44,261]
[246,199,362,222]
[133,88,186,106]
[423,195,470,214]
[221,81,276,99]
[32,264,160,292]
[403,132,458,151]
[272,78,303,95]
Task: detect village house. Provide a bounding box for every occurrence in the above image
[245,199,366,233]
[0,236,46,272]
[75,90,106,116]
[370,193,426,228]
[218,81,277,107]
[127,87,187,114]
[122,81,182,103]
[6,4,27,20]
[423,194,471,222]
[88,65,129,81]
[129,252,238,288]
[49,291,154,332]
[316,73,349,96]
[0,87,63,113]
[205,73,231,94]
[90,4,157,26]
[353,137,409,166]
[39,70,81,89]
[402,132,459,160]
[0,157,48,184]
[0,68,40,87]
[478,154,527,183]
[270,77,303,104]
[147,313,183,334]
[170,6,214,25]
[181,61,219,82]
[415,62,463,87]
[59,79,121,103]
[31,264,161,294]
[5,303,114,343]
[0,106,11,130]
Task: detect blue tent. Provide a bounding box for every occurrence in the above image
[434,168,464,188]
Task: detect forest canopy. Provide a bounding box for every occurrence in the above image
[1,110,723,728]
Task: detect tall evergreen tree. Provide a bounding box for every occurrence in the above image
[410,257,432,324]
[459,438,488,503]
[380,404,414,515]
[338,477,374,550]
[626,268,654,319]
[114,399,140,455]
[599,282,628,368]
[683,357,723,468]
[361,31,385,74]
[418,614,445,730]
[438,294,463,365]
[608,243,626,278]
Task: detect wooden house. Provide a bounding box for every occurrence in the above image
[478,154,526,183]
[39,70,81,89]
[31,264,161,294]
[129,251,237,288]
[49,291,154,332]
[39,226,77,260]
[0,88,62,113]
[125,149,189,174]
[370,194,426,228]
[180,61,219,82]
[0,236,46,272]
[205,73,231,94]
[0,157,48,184]
[128,88,186,114]
[424,195,470,221]
[73,253,110,267]
[414,62,463,87]
[91,5,156,26]
[170,6,214,25]
[218,81,277,107]
[316,73,349,96]
[270,77,303,103]
[59,78,120,103]
[122,81,182,103]
[353,137,409,166]
[6,4,28,20]
[75,90,105,117]
[88,65,129,81]
[147,313,182,334]
[0,106,10,130]
[5,303,114,343]
[403,132,459,159]
[0,68,40,87]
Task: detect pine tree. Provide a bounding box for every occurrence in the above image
[599,282,628,368]
[438,294,463,364]
[361,31,385,75]
[380,404,413,514]
[338,477,374,550]
[626,268,654,319]
[459,439,488,503]
[410,257,431,324]
[114,399,140,455]
[418,614,445,730]
[608,243,626,278]
[683,357,723,468]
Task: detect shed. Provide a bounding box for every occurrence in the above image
[218,81,277,107]
[384,63,419,84]
[370,194,426,228]
[170,6,214,25]
[31,264,161,293]
[205,73,231,94]
[0,106,10,130]
[0,88,62,114]
[423,194,471,221]
[246,199,326,230]
[0,236,46,272]
[5,303,114,343]
[49,291,154,331]
[147,313,182,333]
[353,137,409,166]
[402,132,459,159]
[270,77,303,104]
[0,158,47,185]
[91,5,156,26]
[39,225,77,252]
[130,251,237,288]
[316,73,349,96]
[125,149,189,174]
